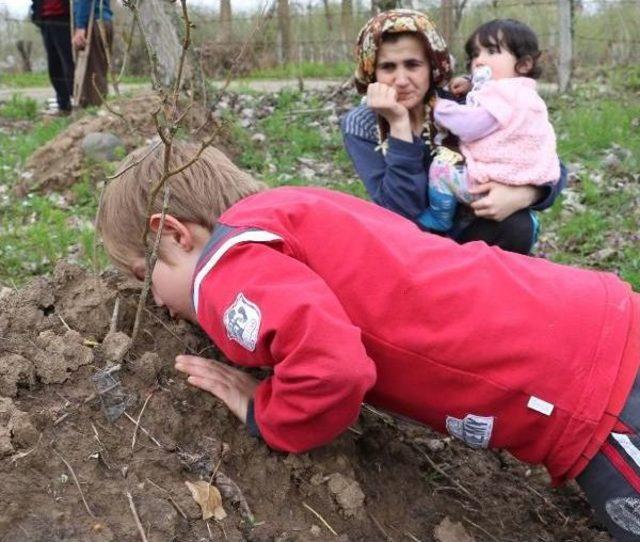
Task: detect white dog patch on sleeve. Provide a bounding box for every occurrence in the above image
[223,293,261,351]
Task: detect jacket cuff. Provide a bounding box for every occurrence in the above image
[246,399,262,439]
[386,136,426,173]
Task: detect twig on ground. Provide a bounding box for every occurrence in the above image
[58,314,73,332]
[123,411,164,449]
[109,296,120,334]
[368,511,393,541]
[404,531,423,542]
[463,516,500,541]
[53,449,97,518]
[145,478,187,519]
[302,502,338,536]
[126,491,149,542]
[131,390,154,451]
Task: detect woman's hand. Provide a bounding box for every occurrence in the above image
[174,355,259,423]
[468,182,541,222]
[366,82,408,122]
[450,76,472,97]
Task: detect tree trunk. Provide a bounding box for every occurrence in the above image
[277,0,293,64]
[322,0,334,32]
[440,0,454,46]
[219,0,232,43]
[16,40,33,72]
[340,0,353,57]
[557,0,573,92]
[137,0,183,88]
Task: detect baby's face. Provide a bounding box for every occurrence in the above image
[470,35,518,81]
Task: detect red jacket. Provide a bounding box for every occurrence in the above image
[192,187,640,483]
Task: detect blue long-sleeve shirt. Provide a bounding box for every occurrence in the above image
[74,0,112,29]
[340,104,566,227]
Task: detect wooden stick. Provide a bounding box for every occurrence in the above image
[126,491,149,542]
[302,502,338,537]
[131,391,154,451]
[368,511,393,541]
[109,296,120,334]
[123,412,164,449]
[145,478,187,519]
[404,531,423,542]
[463,516,499,542]
[58,314,73,332]
[53,450,96,518]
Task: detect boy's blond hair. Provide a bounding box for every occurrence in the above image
[97,141,266,273]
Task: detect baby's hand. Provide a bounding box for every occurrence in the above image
[174,355,259,423]
[450,76,472,97]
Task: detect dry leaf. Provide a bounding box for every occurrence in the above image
[184,480,227,521]
[434,516,475,542]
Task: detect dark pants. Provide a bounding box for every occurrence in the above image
[454,208,538,255]
[577,370,640,541]
[39,18,74,111]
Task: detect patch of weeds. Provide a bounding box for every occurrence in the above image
[244,61,352,80]
[0,116,102,285]
[0,94,38,120]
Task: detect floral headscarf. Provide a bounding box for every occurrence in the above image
[354,9,452,95]
[353,9,461,163]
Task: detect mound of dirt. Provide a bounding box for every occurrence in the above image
[0,262,610,541]
[17,92,232,196]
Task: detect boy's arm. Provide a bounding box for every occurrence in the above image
[192,242,377,453]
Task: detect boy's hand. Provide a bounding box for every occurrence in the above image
[174,355,259,423]
[450,76,472,97]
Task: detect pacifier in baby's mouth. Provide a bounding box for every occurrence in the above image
[472,66,493,86]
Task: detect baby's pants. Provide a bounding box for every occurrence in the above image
[420,157,478,232]
[577,370,640,541]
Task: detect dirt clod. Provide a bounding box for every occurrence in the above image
[327,473,365,518]
[34,329,94,384]
[0,354,36,397]
[101,331,132,363]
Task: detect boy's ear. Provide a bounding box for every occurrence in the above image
[148,214,195,250]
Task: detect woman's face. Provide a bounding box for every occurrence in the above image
[374,34,431,113]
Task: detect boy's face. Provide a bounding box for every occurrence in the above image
[131,220,209,323]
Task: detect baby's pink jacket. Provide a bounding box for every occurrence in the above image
[459,77,560,185]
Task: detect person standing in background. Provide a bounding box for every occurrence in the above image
[72,0,113,107]
[31,0,74,115]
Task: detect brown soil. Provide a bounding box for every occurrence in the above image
[15,92,232,196]
[0,262,611,542]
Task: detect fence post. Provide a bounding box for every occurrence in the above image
[557,0,572,93]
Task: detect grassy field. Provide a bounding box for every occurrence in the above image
[0,75,638,289]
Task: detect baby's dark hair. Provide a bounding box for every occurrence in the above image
[465,19,542,79]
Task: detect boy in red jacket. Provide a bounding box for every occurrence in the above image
[98,142,640,541]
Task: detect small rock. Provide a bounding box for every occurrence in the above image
[9,410,39,447]
[251,133,266,143]
[434,516,475,542]
[128,351,163,386]
[327,473,365,518]
[101,331,132,363]
[602,153,622,172]
[310,525,322,537]
[81,132,125,162]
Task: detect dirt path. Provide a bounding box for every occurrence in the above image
[0,79,347,104]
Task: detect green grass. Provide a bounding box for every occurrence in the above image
[0,94,38,120]
[540,85,640,289]
[0,109,104,285]
[243,61,352,80]
[0,71,149,89]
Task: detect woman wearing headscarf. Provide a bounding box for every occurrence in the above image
[340,9,566,254]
